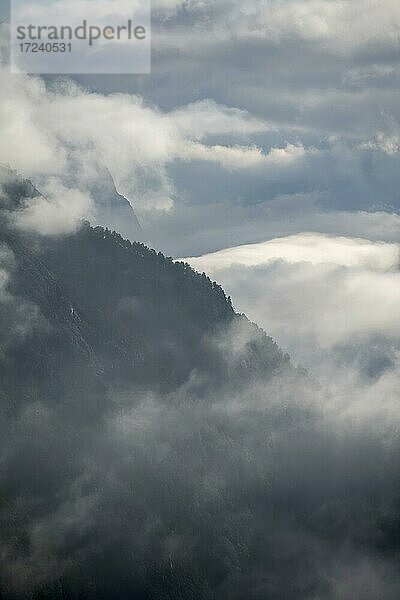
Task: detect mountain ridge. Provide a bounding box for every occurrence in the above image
[0,169,312,600]
[0,170,293,400]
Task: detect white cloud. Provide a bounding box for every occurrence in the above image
[184,234,400,357]
[360,133,400,155]
[343,65,397,86]
[0,74,66,175]
[154,0,400,57]
[1,0,400,251]
[185,143,265,170]
[186,233,400,272]
[184,142,310,171]
[0,71,272,216]
[13,179,93,235]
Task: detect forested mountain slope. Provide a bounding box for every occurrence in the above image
[1,172,398,600]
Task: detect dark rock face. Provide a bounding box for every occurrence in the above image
[84,167,143,242]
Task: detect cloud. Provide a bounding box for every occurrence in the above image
[169,99,270,138]
[12,178,94,236]
[153,0,400,55]
[131,0,400,158]
[0,71,269,181]
[185,232,400,271]
[184,234,400,382]
[0,70,274,225]
[1,34,400,254]
[184,143,266,170]
[1,321,400,598]
[0,74,66,176]
[1,54,399,256]
[0,244,44,347]
[184,142,310,171]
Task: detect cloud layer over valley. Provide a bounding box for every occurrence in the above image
[186,233,400,411]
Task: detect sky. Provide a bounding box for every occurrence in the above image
[0,0,400,253]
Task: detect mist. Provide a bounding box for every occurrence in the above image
[1,0,400,596]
